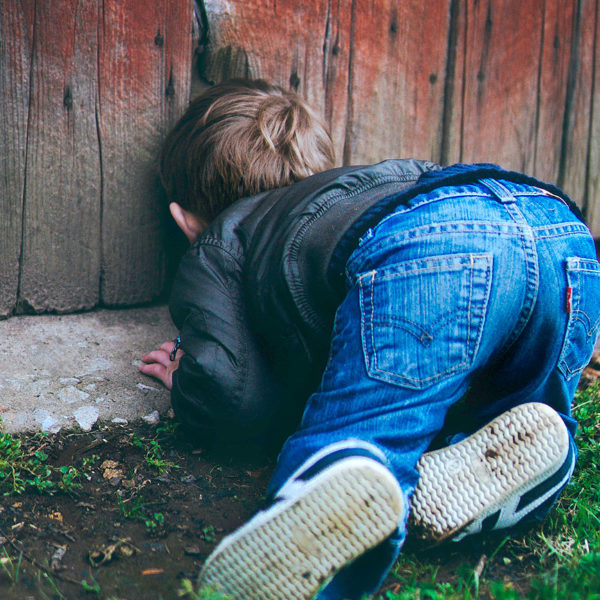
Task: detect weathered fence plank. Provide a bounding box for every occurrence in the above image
[560,0,599,225]
[98,0,192,305]
[444,1,574,180]
[0,0,192,315]
[534,1,578,186]
[17,0,102,314]
[0,2,33,317]
[585,0,600,235]
[340,0,451,165]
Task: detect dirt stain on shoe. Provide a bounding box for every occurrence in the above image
[484,449,499,460]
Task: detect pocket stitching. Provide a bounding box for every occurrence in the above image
[360,253,492,389]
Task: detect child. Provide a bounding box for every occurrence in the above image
[141,79,600,600]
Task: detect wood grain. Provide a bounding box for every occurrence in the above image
[98,0,192,305]
[1,0,598,315]
[584,0,600,234]
[446,1,559,172]
[560,0,598,219]
[17,0,102,314]
[339,0,451,164]
[0,0,192,314]
[0,2,33,316]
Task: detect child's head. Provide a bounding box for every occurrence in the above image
[160,79,335,226]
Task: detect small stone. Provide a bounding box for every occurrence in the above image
[142,410,160,425]
[184,545,202,556]
[34,409,62,433]
[73,406,99,431]
[57,386,90,404]
[137,383,160,392]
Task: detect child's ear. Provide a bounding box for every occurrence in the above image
[169,203,207,244]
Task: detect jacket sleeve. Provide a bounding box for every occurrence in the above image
[169,239,282,444]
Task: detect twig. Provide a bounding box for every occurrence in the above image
[0,526,80,585]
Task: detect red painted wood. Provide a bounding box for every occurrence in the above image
[201,0,598,233]
[1,0,598,313]
[99,0,192,305]
[561,0,599,229]
[586,0,600,236]
[445,1,570,175]
[201,0,450,165]
[339,0,451,164]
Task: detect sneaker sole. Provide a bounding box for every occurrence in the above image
[407,402,569,545]
[199,457,403,600]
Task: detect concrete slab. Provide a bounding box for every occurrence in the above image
[1,304,598,436]
[0,305,176,433]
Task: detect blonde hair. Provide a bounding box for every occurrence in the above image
[160,79,335,222]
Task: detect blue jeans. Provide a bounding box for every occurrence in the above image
[267,179,600,599]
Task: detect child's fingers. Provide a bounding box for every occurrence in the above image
[140,362,165,377]
[139,362,173,390]
[157,340,185,361]
[141,348,171,366]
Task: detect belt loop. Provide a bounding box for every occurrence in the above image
[478,178,516,203]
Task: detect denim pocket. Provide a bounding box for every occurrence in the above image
[359,253,492,389]
[558,257,600,380]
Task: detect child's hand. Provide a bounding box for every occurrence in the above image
[140,341,184,390]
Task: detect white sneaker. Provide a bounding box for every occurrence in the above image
[198,455,404,600]
[408,402,574,545]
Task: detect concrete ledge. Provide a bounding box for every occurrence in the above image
[0,306,176,433]
[2,304,598,435]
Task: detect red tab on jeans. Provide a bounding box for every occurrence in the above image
[566,286,573,313]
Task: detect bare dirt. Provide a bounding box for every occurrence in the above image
[0,422,274,599]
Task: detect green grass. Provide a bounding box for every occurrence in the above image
[377,381,600,600]
[130,424,181,475]
[0,547,22,585]
[0,427,82,495]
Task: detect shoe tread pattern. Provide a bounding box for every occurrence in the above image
[408,403,568,544]
[200,459,402,600]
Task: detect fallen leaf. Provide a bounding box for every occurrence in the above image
[101,459,124,481]
[100,459,120,470]
[89,538,137,567]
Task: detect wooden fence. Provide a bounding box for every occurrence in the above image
[1,0,598,316]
